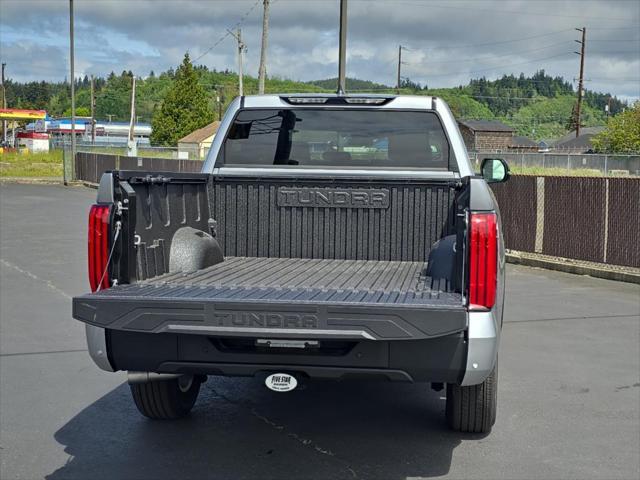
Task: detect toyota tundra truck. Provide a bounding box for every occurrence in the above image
[72,94,509,433]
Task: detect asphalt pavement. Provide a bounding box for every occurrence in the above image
[0,182,639,480]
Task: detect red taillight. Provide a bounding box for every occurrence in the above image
[88,204,111,292]
[468,212,498,310]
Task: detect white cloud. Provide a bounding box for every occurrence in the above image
[0,0,638,99]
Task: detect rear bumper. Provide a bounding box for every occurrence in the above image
[84,311,499,386]
[104,329,468,383]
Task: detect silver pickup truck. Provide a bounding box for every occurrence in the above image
[73,94,509,433]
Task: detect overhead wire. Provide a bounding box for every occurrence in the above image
[387,1,636,22]
[419,52,574,78]
[431,29,574,50]
[413,41,573,64]
[194,0,261,63]
[589,39,640,42]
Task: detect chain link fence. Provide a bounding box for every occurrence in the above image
[470,152,640,176]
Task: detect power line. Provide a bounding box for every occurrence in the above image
[589,50,640,54]
[425,52,573,77]
[471,96,546,101]
[589,38,640,42]
[422,41,572,64]
[194,33,234,63]
[436,29,574,50]
[589,76,640,81]
[586,26,640,30]
[390,1,636,21]
[194,0,260,63]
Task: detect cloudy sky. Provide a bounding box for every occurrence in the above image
[1,0,639,100]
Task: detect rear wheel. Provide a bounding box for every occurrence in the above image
[130,375,202,420]
[446,365,497,433]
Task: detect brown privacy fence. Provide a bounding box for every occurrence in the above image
[75,152,203,184]
[490,176,640,268]
[74,153,640,268]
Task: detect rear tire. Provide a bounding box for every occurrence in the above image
[446,365,497,433]
[130,375,202,420]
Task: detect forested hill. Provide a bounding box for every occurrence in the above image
[306,77,390,91]
[4,67,628,142]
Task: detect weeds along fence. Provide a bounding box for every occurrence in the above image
[74,152,640,268]
[470,152,640,176]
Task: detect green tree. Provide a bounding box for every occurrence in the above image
[151,53,214,146]
[592,103,640,153]
[62,106,90,117]
[47,91,71,117]
[95,71,134,122]
[428,90,495,120]
[506,95,605,141]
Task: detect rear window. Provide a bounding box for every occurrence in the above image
[219,109,451,170]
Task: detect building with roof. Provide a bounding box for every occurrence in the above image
[509,135,539,152]
[457,119,515,152]
[16,132,49,152]
[552,126,605,153]
[24,118,152,147]
[178,121,221,159]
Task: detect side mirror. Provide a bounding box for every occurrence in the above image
[481,158,510,183]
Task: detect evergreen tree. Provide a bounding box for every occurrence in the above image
[566,103,580,132]
[150,53,214,146]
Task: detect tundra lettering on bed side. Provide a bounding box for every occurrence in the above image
[212,311,319,328]
[277,187,389,208]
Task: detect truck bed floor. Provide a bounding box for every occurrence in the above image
[74,258,466,340]
[126,257,460,306]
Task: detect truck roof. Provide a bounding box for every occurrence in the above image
[241,94,440,109]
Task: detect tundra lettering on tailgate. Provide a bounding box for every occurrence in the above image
[277,187,389,208]
[213,311,319,328]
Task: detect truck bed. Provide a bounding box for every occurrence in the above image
[73,257,466,341]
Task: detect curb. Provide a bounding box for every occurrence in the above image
[506,252,640,284]
[0,177,63,185]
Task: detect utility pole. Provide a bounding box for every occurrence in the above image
[90,75,96,144]
[216,87,224,121]
[228,28,246,96]
[337,0,348,94]
[397,45,403,92]
[68,0,75,185]
[2,62,6,144]
[127,75,137,156]
[574,27,586,138]
[237,28,244,96]
[258,0,270,94]
[396,45,409,93]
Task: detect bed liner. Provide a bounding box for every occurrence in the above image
[73,257,466,341]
